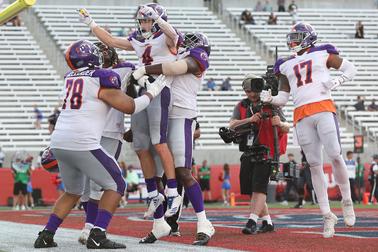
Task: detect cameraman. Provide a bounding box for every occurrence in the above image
[229,74,289,234]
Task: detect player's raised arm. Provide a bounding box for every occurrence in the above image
[78,8,133,51]
[138,4,180,49]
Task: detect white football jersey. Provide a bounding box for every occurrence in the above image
[51,68,121,151]
[128,31,179,88]
[274,44,339,108]
[102,62,135,141]
[169,47,210,119]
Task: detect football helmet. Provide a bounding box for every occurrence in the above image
[136,3,167,39]
[94,41,119,68]
[65,40,103,70]
[41,147,59,173]
[183,32,211,56]
[287,22,318,53]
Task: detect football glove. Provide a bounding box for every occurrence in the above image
[145,74,167,98]
[322,76,344,90]
[77,8,97,28]
[139,5,159,20]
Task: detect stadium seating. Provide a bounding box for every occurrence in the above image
[227,8,378,141]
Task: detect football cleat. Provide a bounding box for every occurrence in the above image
[164,194,182,217]
[257,220,275,234]
[166,215,181,237]
[78,227,90,245]
[139,219,171,244]
[34,230,58,248]
[86,228,126,249]
[341,199,356,227]
[193,219,215,246]
[323,212,338,238]
[242,219,257,235]
[144,193,165,218]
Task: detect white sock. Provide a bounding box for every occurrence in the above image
[84,223,94,230]
[196,211,207,222]
[148,190,158,198]
[154,216,165,223]
[310,165,331,215]
[331,155,352,201]
[249,213,258,223]
[167,188,179,197]
[261,215,272,225]
[93,226,106,231]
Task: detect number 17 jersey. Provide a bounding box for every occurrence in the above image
[51,68,121,151]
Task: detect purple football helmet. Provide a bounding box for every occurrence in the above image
[183,32,211,56]
[65,40,103,70]
[41,147,59,173]
[136,3,167,39]
[287,22,318,53]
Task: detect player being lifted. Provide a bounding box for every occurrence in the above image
[133,32,215,246]
[261,23,357,238]
[78,3,182,219]
[33,40,166,249]
[77,42,136,245]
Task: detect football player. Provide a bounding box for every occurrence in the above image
[261,22,357,238]
[78,3,182,218]
[78,42,136,245]
[134,32,215,246]
[33,40,166,249]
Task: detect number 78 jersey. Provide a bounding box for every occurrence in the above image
[274,44,339,109]
[51,68,121,151]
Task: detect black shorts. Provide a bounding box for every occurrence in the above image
[239,154,271,195]
[199,179,210,191]
[13,182,27,195]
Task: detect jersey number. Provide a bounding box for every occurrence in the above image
[62,78,83,110]
[142,45,153,65]
[293,60,313,87]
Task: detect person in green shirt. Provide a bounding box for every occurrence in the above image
[199,160,212,201]
[355,156,365,202]
[12,154,32,211]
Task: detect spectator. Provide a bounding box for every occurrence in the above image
[240,9,255,25]
[345,151,358,203]
[219,163,231,205]
[267,12,278,25]
[10,15,21,26]
[220,77,232,91]
[277,0,286,12]
[294,151,316,208]
[368,154,378,204]
[281,153,297,205]
[126,164,142,203]
[288,0,298,24]
[199,160,212,201]
[0,146,4,168]
[254,1,264,11]
[355,21,364,39]
[47,107,60,134]
[353,96,365,111]
[263,0,273,12]
[206,78,216,91]
[367,99,378,111]
[11,151,32,211]
[33,104,43,129]
[27,179,35,209]
[355,156,365,202]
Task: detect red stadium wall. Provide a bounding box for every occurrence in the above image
[0,163,374,205]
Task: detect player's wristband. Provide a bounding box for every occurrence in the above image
[133,95,150,114]
[89,20,98,30]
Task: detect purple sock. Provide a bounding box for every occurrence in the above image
[145,178,157,193]
[82,201,88,214]
[86,201,98,225]
[94,209,112,230]
[167,179,177,189]
[186,182,204,213]
[45,214,63,233]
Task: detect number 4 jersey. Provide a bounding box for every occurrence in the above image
[274,44,339,124]
[51,68,121,151]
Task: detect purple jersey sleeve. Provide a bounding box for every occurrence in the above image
[274,58,286,75]
[92,69,121,89]
[188,47,209,72]
[310,44,339,55]
[113,61,136,70]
